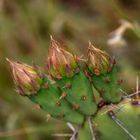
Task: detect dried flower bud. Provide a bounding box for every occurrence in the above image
[87,42,111,75]
[6,58,42,96]
[46,37,78,78]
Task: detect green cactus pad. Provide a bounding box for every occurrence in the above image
[56,71,97,116]
[93,99,140,140]
[29,77,84,124]
[92,66,122,103]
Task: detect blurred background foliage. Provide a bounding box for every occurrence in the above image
[0,0,140,139]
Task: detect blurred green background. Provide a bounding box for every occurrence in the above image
[0,0,140,140]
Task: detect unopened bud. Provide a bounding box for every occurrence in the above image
[46,37,78,78]
[87,42,111,75]
[7,58,42,96]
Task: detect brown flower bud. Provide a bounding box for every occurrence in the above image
[7,58,42,96]
[46,37,78,78]
[87,42,111,75]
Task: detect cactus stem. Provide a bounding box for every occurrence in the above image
[108,110,137,140]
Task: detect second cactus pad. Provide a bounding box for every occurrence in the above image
[56,70,97,116]
[46,38,97,116]
[87,43,122,103]
[93,99,140,140]
[92,67,122,103]
[29,76,84,124]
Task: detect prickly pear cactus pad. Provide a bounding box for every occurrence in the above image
[93,99,140,140]
[87,42,123,103]
[7,37,140,140]
[29,77,84,124]
[7,59,84,124]
[46,38,97,115]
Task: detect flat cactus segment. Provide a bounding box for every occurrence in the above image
[93,99,140,140]
[92,67,122,103]
[29,77,84,124]
[56,71,97,116]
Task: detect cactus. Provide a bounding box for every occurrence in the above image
[7,38,140,140]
